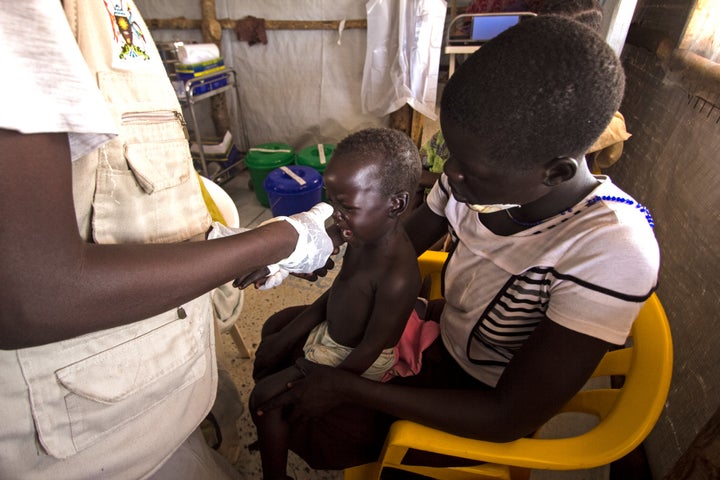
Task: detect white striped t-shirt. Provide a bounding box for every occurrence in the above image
[426,174,659,387]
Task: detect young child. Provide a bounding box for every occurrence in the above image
[249,127,428,480]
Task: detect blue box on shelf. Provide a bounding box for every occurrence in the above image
[181,72,228,96]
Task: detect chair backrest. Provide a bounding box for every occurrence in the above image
[546,293,673,467]
[346,252,673,479]
[199,175,240,228]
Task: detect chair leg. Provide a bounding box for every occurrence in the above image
[345,463,381,480]
[509,466,531,480]
[229,323,251,359]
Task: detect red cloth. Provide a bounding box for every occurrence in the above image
[382,309,440,382]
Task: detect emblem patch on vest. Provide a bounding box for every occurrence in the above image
[104,0,150,64]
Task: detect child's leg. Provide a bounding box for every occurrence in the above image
[250,365,306,480]
[253,306,307,381]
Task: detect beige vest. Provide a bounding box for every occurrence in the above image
[0,1,216,478]
[66,0,211,243]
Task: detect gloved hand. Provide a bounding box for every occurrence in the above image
[256,264,289,290]
[261,202,334,274]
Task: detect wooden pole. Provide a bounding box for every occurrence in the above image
[145,18,367,31]
[199,0,229,137]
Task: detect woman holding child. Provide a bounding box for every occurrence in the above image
[252,14,660,474]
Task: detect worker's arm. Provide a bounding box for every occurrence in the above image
[0,129,325,349]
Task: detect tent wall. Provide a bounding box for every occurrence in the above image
[135,0,385,150]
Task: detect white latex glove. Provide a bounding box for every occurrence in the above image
[260,202,334,274]
[257,264,290,290]
[207,222,249,240]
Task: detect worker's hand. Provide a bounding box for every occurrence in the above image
[233,203,343,290]
[279,202,335,273]
[256,264,289,290]
[264,202,335,275]
[289,222,342,282]
[290,256,336,282]
[234,255,337,289]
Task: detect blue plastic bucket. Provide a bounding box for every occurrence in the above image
[245,143,296,207]
[263,165,324,217]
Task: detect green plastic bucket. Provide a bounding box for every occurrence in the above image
[297,144,335,200]
[245,143,295,206]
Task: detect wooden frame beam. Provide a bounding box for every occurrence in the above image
[145,18,367,31]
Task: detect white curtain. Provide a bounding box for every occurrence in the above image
[362,0,447,120]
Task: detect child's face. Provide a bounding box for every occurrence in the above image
[324,155,394,246]
[440,116,550,209]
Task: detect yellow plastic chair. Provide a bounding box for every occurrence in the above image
[345,251,673,480]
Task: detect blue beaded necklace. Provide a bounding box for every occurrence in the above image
[586,195,655,228]
[505,195,655,229]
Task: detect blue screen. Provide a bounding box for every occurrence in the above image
[471,16,521,41]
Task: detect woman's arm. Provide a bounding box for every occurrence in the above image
[261,317,610,442]
[0,130,299,349]
[403,203,448,255]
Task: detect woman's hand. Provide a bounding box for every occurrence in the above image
[255,358,352,421]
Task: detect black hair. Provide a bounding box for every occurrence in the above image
[440,15,624,171]
[537,0,603,32]
[332,127,421,197]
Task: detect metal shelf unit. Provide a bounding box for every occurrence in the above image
[179,68,249,182]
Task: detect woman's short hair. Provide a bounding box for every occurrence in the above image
[440,15,624,171]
